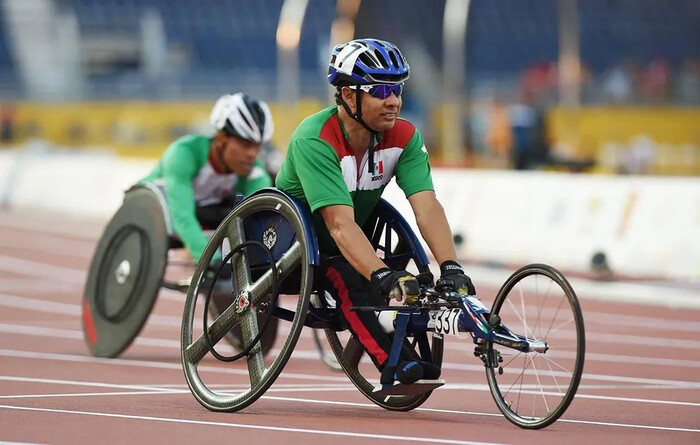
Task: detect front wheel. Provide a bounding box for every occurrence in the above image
[485,264,585,429]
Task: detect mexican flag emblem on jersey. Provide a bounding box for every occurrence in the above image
[374,160,384,175]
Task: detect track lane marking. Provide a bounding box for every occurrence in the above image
[0,405,504,445]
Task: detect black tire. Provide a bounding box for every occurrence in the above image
[325,330,443,411]
[180,192,313,412]
[324,197,440,410]
[83,186,168,358]
[485,264,585,429]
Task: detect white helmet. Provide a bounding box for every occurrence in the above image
[210,92,274,144]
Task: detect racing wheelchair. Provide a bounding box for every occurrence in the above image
[82,184,277,358]
[179,188,586,429]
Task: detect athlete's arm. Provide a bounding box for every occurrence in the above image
[319,204,387,279]
[161,146,209,261]
[407,190,457,265]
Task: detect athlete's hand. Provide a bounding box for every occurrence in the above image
[439,260,476,295]
[370,268,420,304]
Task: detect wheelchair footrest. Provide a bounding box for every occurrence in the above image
[372,379,445,396]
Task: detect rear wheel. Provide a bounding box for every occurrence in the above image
[180,192,313,412]
[325,330,443,411]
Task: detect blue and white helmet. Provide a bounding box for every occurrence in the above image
[328,38,410,86]
[210,92,274,144]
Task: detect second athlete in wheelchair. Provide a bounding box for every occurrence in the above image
[180,39,585,429]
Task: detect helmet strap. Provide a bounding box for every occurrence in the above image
[337,88,378,173]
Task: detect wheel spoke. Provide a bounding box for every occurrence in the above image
[246,241,302,305]
[534,278,554,339]
[499,350,524,369]
[546,317,576,336]
[236,309,265,386]
[528,353,551,415]
[185,305,244,365]
[506,293,536,340]
[501,354,532,400]
[542,353,564,395]
[225,216,252,291]
[541,353,575,375]
[542,292,568,341]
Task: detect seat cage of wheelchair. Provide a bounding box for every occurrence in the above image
[238,192,431,334]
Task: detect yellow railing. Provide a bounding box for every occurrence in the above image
[0,100,323,158]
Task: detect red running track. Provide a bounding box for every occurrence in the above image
[0,209,699,445]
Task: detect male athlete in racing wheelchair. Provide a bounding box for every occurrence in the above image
[274,38,474,386]
[82,92,275,358]
[179,39,585,429]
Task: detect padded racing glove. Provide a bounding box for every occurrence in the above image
[370,268,421,304]
[439,260,476,295]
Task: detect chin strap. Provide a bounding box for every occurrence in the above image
[337,89,378,174]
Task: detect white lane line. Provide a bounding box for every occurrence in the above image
[576,310,700,332]
[0,405,503,445]
[0,441,46,445]
[3,380,698,408]
[0,376,176,393]
[443,342,700,369]
[0,349,351,383]
[0,255,86,283]
[461,265,700,310]
[5,322,700,388]
[0,214,103,240]
[0,391,183,400]
[264,396,700,433]
[4,318,700,388]
[0,294,185,327]
[2,350,699,408]
[2,241,700,310]
[6,293,700,356]
[0,280,79,294]
[0,235,94,259]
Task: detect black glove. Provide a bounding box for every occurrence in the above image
[439,260,476,295]
[370,268,420,304]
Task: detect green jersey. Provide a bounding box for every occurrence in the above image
[275,106,433,255]
[140,134,271,260]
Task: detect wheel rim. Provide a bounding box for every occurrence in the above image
[95,225,149,322]
[485,264,585,429]
[180,193,312,412]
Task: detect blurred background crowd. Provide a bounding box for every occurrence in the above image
[0,0,697,176]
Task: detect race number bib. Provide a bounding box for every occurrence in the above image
[428,308,464,337]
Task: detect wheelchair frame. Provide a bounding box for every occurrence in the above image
[179,188,585,429]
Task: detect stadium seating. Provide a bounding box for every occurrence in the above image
[0,0,696,101]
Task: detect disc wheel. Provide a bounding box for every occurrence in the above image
[83,186,168,358]
[485,264,585,429]
[325,330,444,411]
[180,192,313,412]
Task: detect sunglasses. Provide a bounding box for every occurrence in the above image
[349,83,404,99]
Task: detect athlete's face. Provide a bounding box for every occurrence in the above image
[342,86,402,132]
[215,133,261,175]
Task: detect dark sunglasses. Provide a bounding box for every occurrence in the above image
[349,83,404,99]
